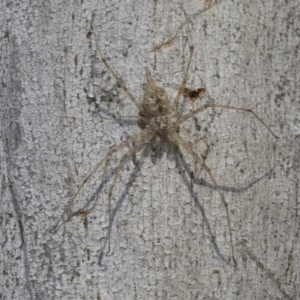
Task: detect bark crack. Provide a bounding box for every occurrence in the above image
[6,138,35,300]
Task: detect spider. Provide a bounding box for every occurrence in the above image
[52,19,278,266]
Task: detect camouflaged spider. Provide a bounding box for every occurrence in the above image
[52,21,278,266]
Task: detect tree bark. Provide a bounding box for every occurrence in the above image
[1,1,299,299]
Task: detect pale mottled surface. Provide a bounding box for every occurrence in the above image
[1,0,299,299]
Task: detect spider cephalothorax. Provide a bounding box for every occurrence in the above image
[138,67,178,137]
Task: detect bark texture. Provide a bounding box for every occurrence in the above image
[1,0,299,299]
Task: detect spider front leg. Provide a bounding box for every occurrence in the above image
[176,98,278,138]
[91,30,143,112]
[172,131,236,265]
[173,14,195,112]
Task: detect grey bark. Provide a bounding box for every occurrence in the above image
[1,0,299,299]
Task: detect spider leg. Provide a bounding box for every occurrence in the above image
[106,150,132,255]
[106,154,137,253]
[106,134,153,255]
[171,131,236,265]
[116,115,139,120]
[51,131,146,231]
[173,11,194,111]
[92,30,143,112]
[175,100,278,139]
[106,131,154,255]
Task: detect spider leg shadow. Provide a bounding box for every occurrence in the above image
[175,149,228,265]
[188,164,275,194]
[92,104,137,128]
[175,147,275,265]
[98,146,150,267]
